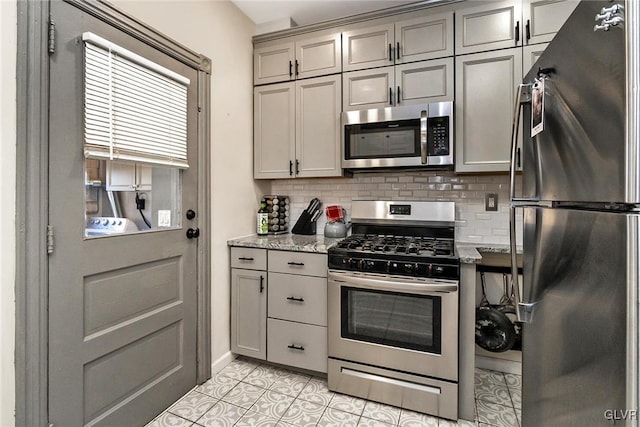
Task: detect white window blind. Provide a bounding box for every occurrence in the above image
[83,32,190,168]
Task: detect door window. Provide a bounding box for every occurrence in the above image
[84,158,182,237]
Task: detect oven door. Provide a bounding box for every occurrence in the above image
[328,270,458,382]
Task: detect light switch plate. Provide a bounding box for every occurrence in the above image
[158,210,171,227]
[485,193,498,211]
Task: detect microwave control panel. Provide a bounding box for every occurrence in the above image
[427,116,450,156]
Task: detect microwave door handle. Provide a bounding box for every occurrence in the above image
[420,110,428,164]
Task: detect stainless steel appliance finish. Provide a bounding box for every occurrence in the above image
[327,200,459,420]
[507,1,639,425]
[342,102,453,170]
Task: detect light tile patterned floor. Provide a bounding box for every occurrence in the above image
[146,358,521,427]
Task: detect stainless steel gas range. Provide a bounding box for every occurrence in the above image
[327,200,459,420]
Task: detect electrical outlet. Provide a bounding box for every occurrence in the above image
[485,193,498,211]
[158,210,171,227]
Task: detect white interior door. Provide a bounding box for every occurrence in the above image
[48,2,200,426]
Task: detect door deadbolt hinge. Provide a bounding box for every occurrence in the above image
[47,225,54,255]
[48,17,56,55]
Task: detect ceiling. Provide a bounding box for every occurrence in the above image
[231,0,421,33]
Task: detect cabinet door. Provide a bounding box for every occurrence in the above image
[523,42,548,78]
[395,57,454,106]
[295,32,342,80]
[254,83,296,179]
[106,161,137,191]
[395,12,454,64]
[296,75,342,178]
[254,41,295,85]
[136,164,152,191]
[455,48,523,173]
[455,0,523,55]
[342,23,395,72]
[343,66,394,111]
[231,269,267,359]
[522,0,579,45]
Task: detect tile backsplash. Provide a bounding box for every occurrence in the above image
[270,170,523,245]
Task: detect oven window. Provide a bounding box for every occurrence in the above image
[340,286,442,354]
[345,119,420,160]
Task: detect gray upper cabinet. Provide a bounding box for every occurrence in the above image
[342,12,454,72]
[455,0,523,55]
[523,42,548,77]
[343,57,454,111]
[254,75,342,179]
[254,31,341,85]
[455,48,523,173]
[455,0,578,55]
[522,0,579,45]
[342,23,395,72]
[254,41,295,86]
[395,12,454,64]
[254,82,296,179]
[296,75,342,178]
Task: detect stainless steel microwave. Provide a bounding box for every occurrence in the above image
[341,102,453,170]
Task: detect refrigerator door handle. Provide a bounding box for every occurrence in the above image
[509,205,533,323]
[509,83,532,203]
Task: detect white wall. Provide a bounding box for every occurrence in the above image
[110,0,266,371]
[0,0,17,424]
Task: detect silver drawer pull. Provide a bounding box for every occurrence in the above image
[238,257,254,261]
[287,262,305,266]
[286,296,305,302]
[287,344,305,351]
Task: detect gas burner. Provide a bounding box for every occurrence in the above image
[336,234,454,258]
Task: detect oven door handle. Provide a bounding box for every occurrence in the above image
[329,272,457,295]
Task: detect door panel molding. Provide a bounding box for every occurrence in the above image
[15,1,211,425]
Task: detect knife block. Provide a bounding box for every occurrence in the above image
[291,211,317,235]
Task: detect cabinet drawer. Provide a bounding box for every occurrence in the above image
[267,318,327,373]
[268,272,327,326]
[268,251,327,277]
[230,247,267,270]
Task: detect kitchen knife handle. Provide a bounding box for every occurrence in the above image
[289,160,293,176]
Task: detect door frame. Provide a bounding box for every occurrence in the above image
[15,1,212,425]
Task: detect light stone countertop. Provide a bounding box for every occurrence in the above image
[227,233,342,254]
[455,242,522,264]
[228,234,520,263]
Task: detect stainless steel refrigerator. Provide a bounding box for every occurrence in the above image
[508,1,639,425]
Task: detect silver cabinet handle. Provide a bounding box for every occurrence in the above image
[420,110,428,164]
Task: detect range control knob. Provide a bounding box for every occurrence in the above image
[403,263,416,274]
[102,218,109,226]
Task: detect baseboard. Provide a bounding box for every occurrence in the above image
[211,351,235,374]
[475,354,522,375]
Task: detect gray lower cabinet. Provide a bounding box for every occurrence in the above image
[267,251,328,373]
[230,248,267,359]
[230,248,328,373]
